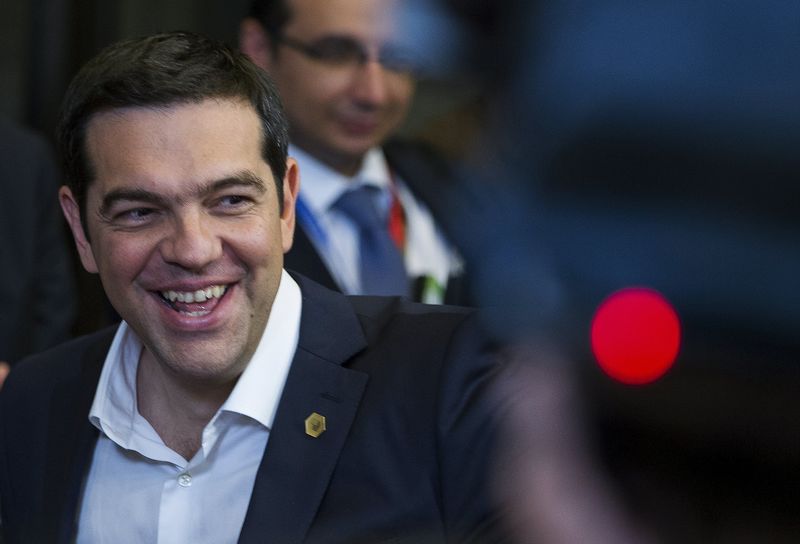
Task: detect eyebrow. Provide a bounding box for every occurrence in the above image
[99,170,268,216]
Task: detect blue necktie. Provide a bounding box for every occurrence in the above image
[334,185,409,296]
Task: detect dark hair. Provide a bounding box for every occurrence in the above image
[57,31,289,227]
[248,0,293,46]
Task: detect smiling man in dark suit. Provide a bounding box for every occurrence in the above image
[0,32,505,544]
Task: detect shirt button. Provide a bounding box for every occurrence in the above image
[177,473,192,487]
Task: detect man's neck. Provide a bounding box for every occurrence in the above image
[135,350,236,461]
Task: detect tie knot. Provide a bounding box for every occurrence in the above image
[333,185,385,231]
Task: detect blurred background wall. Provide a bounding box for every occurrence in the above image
[1,0,251,134]
[0,0,478,151]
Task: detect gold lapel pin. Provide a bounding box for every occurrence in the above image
[305,412,327,438]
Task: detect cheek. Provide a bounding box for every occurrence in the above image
[229,220,284,266]
[295,73,349,109]
[94,234,159,282]
[387,78,415,110]
[280,221,294,254]
[278,69,336,110]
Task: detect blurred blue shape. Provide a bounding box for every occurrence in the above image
[400,1,800,353]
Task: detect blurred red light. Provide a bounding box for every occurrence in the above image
[590,287,681,385]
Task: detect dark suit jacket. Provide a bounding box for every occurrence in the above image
[0,275,505,543]
[0,120,76,363]
[286,140,472,306]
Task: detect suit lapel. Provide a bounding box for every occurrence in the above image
[385,141,473,306]
[384,140,454,227]
[239,277,368,544]
[285,223,340,292]
[44,329,112,543]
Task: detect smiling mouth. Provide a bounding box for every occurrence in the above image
[341,118,379,133]
[159,284,229,317]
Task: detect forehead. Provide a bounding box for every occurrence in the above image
[84,99,267,195]
[287,0,399,40]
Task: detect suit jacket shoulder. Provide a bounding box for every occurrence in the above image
[240,276,505,543]
[383,139,457,221]
[0,119,77,362]
[0,326,114,543]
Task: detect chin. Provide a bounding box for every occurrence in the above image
[153,339,248,383]
[332,140,376,164]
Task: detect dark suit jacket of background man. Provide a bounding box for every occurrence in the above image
[0,275,505,544]
[0,119,75,363]
[286,140,473,306]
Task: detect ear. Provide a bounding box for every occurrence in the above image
[59,186,99,273]
[240,17,273,71]
[280,158,300,253]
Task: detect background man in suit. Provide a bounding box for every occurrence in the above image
[0,118,76,388]
[240,0,468,304]
[0,32,504,543]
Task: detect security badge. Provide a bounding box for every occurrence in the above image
[305,412,326,438]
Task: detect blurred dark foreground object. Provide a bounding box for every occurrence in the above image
[399,1,800,541]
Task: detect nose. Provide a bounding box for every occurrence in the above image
[159,209,222,271]
[350,59,390,107]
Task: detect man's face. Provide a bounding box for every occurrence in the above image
[60,99,298,385]
[255,0,415,174]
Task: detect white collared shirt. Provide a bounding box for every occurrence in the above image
[292,144,462,302]
[76,270,302,544]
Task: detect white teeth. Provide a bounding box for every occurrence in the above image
[161,285,227,304]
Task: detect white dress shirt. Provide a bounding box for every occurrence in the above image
[291,144,462,303]
[76,270,302,544]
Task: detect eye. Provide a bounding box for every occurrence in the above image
[307,37,365,65]
[219,195,247,206]
[114,207,156,224]
[213,194,255,213]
